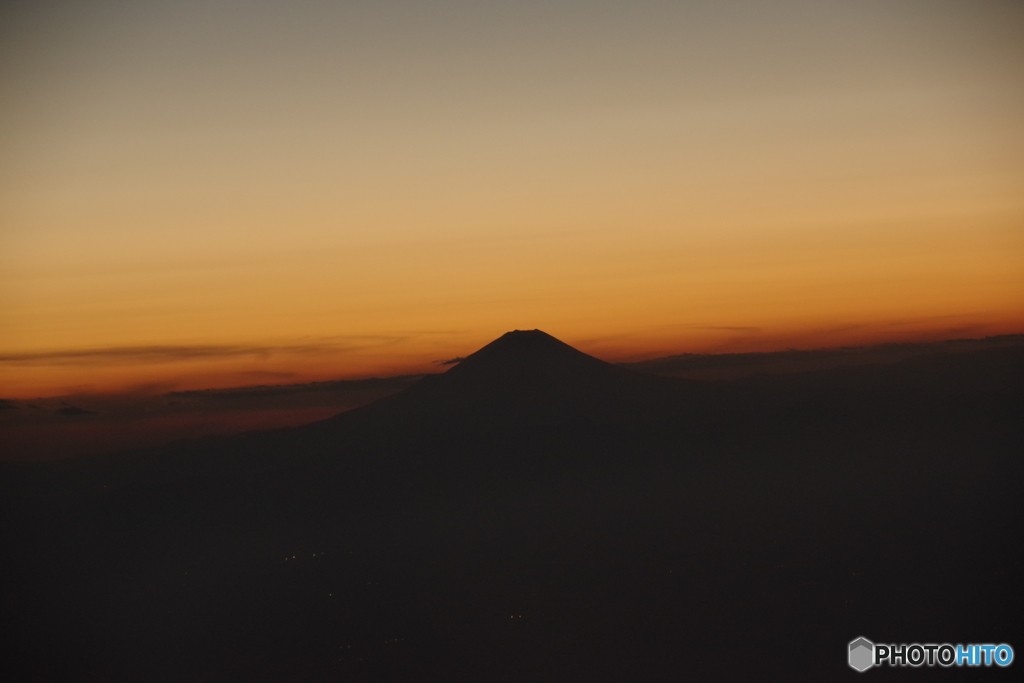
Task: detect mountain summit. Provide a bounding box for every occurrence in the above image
[443,329,632,387]
[326,330,696,429]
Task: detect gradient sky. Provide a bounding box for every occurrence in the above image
[2,0,1023,397]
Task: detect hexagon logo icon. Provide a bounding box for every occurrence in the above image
[849,637,874,672]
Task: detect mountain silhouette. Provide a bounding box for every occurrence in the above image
[2,333,1021,682]
[320,329,696,430]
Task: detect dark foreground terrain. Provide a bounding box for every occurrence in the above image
[2,331,1021,681]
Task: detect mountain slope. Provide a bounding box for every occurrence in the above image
[319,330,698,430]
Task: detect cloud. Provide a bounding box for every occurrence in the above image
[55,406,96,416]
[0,336,407,367]
[167,375,424,401]
[434,357,466,366]
[660,324,763,332]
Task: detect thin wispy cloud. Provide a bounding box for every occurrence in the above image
[659,324,763,332]
[0,336,407,367]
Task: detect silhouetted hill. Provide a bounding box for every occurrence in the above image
[623,333,1024,380]
[7,333,1021,462]
[319,330,698,432]
[1,331,1021,682]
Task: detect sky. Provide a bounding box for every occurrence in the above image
[1,0,1022,397]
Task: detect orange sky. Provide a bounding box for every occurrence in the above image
[2,0,1023,398]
